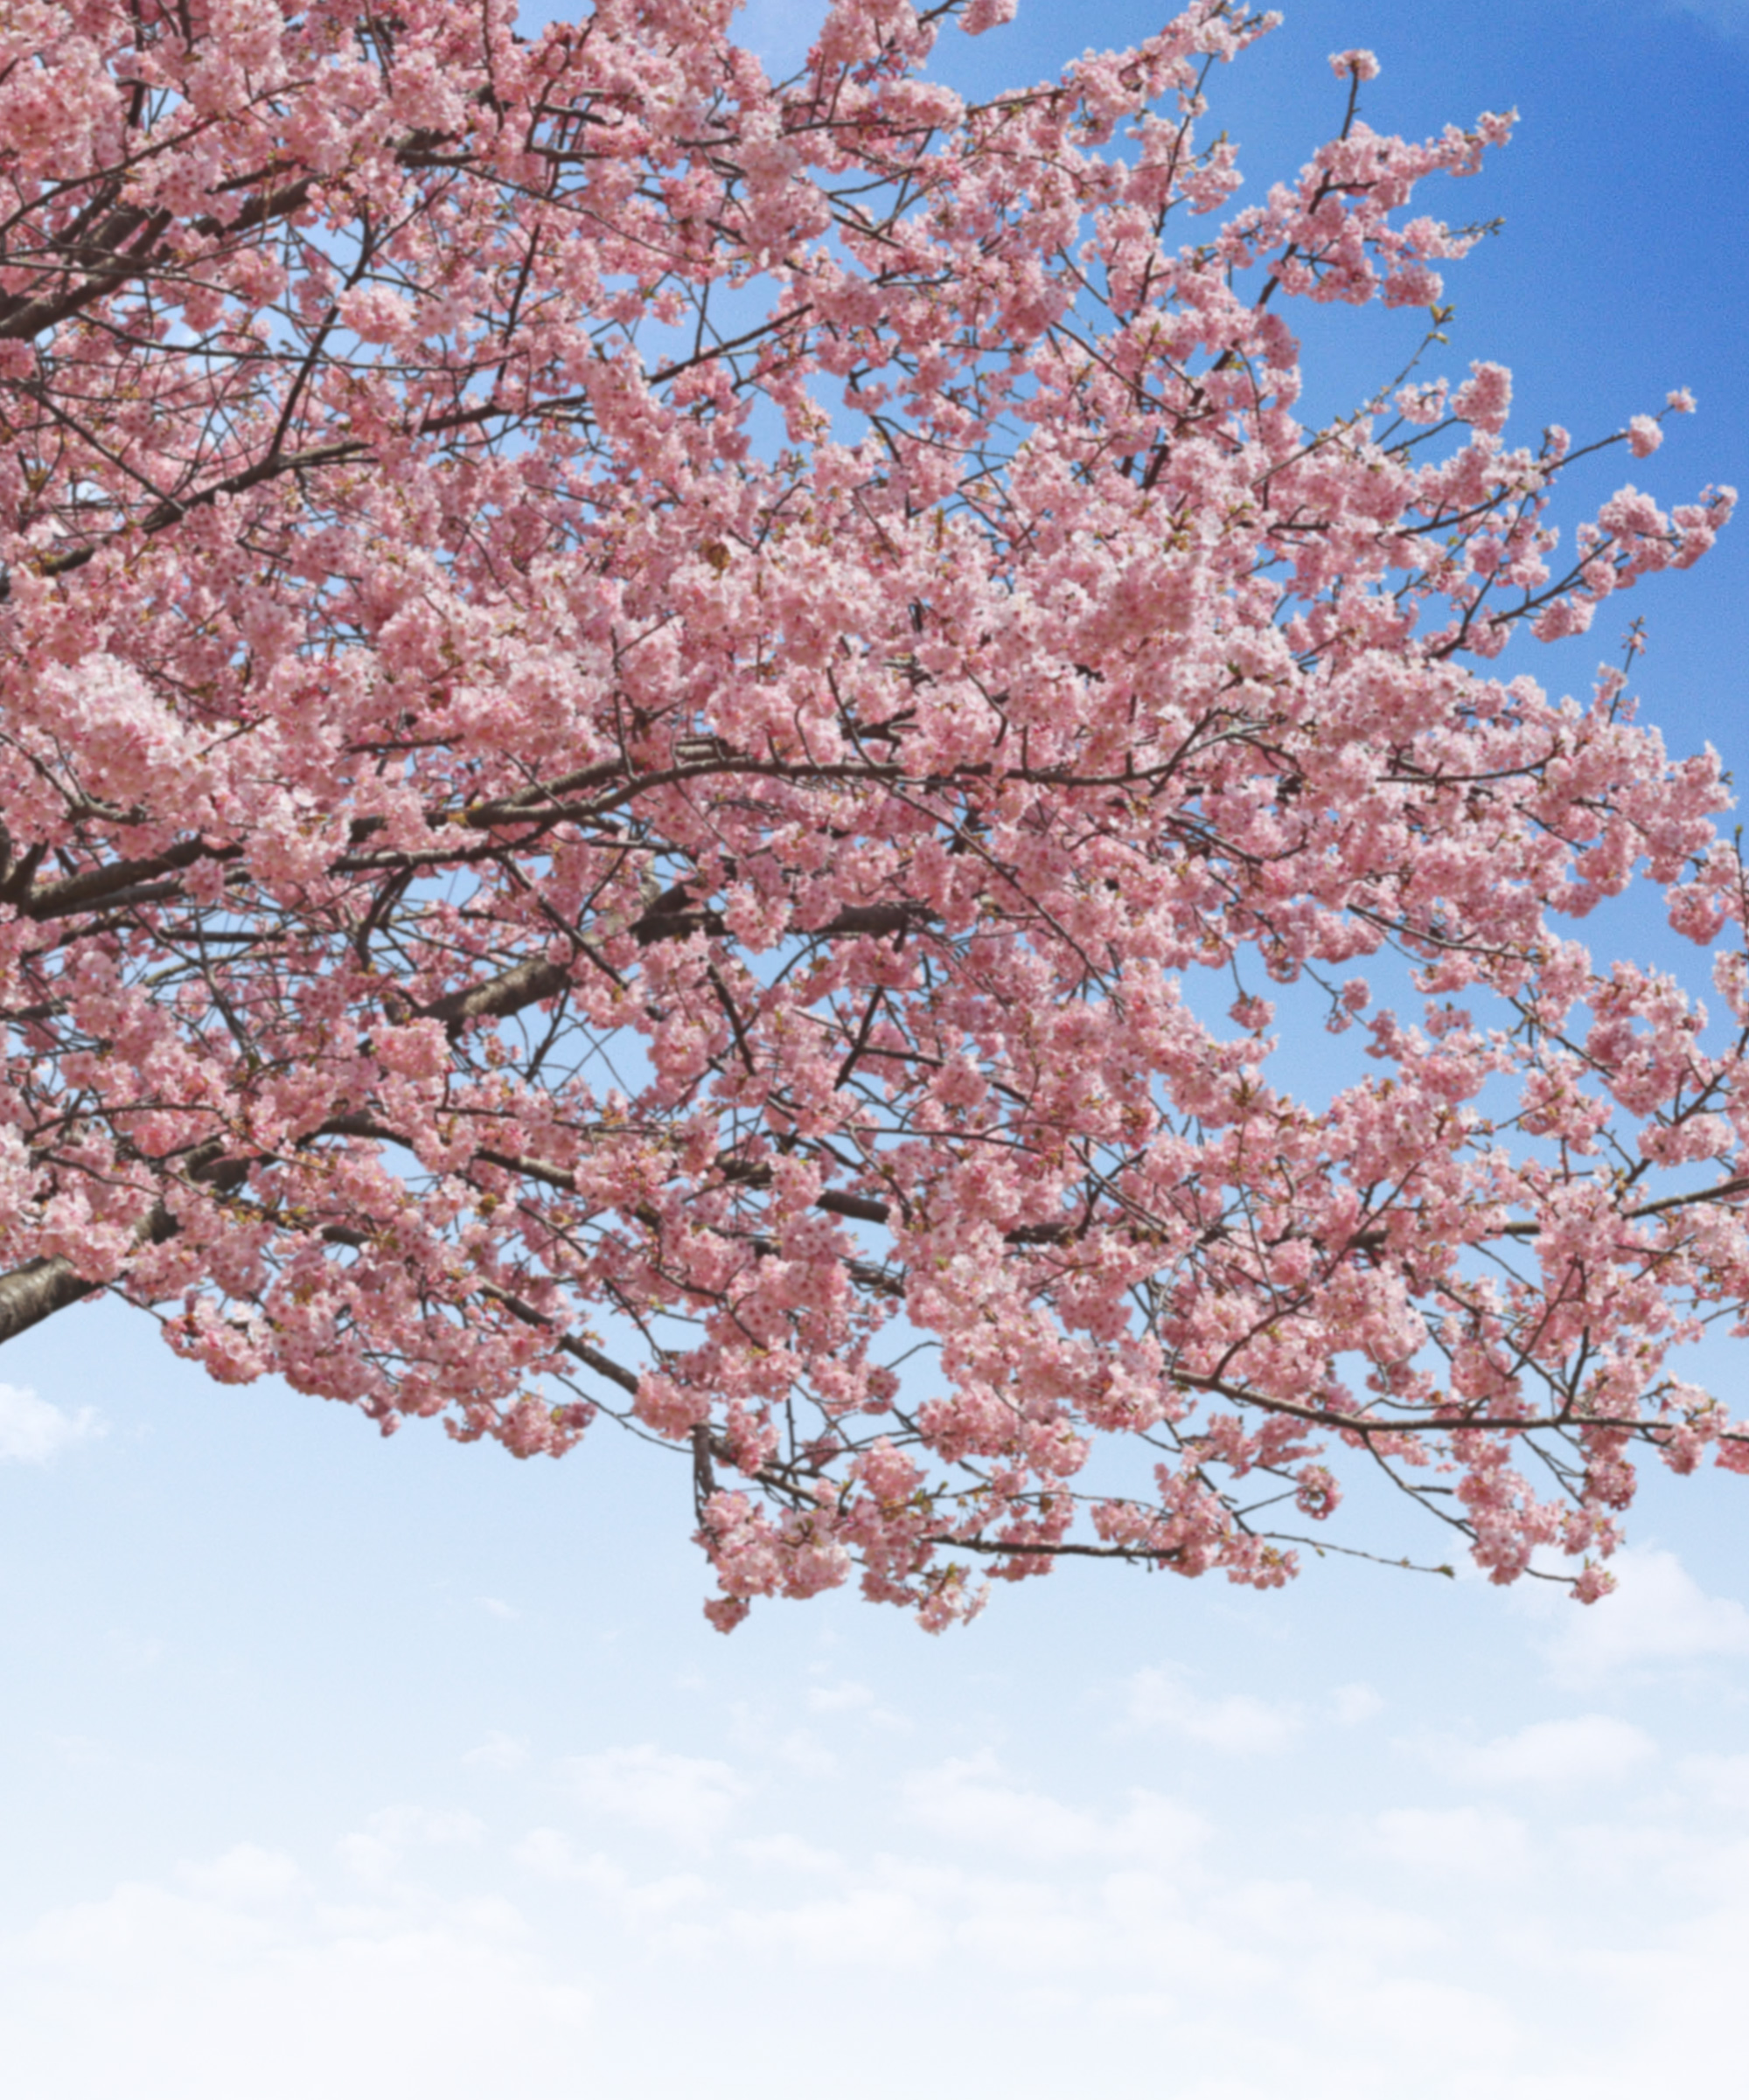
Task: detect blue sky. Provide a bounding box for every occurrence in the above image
[5,4,1749,2095]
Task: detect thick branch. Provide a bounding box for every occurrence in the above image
[18,839,241,920]
[0,1251,106,1345]
[421,955,569,1030]
[0,1144,246,1345]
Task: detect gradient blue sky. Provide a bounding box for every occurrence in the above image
[5,5,1749,2095]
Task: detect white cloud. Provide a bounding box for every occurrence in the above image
[0,1383,100,1464]
[1421,1715,1656,1790]
[728,1701,837,1776]
[1556,1818,1693,1887]
[337,1805,484,1885]
[728,1879,948,1966]
[357,1805,483,1847]
[1290,1966,1524,2062]
[31,1746,1749,2100]
[770,1728,836,1775]
[563,1744,746,1847]
[950,1873,1104,1971]
[734,1832,842,1874]
[1202,1874,1446,1971]
[902,1754,1100,1860]
[1331,1682,1384,1726]
[802,1677,909,1728]
[514,1831,714,1922]
[1125,1665,1302,1753]
[1677,1753,1749,1813]
[902,1754,1207,1868]
[2,1850,591,2100]
[462,1731,528,1771]
[1370,1805,1533,1879]
[178,1846,306,1908]
[512,1825,611,1888]
[806,1678,874,1713]
[1530,1547,1749,1682]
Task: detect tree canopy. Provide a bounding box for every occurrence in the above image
[1,0,1741,1627]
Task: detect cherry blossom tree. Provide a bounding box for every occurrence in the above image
[1,0,1742,1629]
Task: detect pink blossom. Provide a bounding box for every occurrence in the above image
[1451,359,1513,435]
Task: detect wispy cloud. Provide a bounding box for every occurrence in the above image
[733,1831,842,1874]
[1331,1682,1385,1726]
[902,1751,1207,1867]
[15,1729,1749,2098]
[177,1845,307,1908]
[337,1805,484,1885]
[0,1382,101,1464]
[1369,1804,1533,1878]
[1419,1714,1657,1790]
[9,1842,590,2098]
[1124,1664,1302,1752]
[1679,1750,1749,1809]
[1663,0,1749,41]
[563,1744,747,1848]
[462,1730,528,1771]
[1527,1547,1749,1683]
